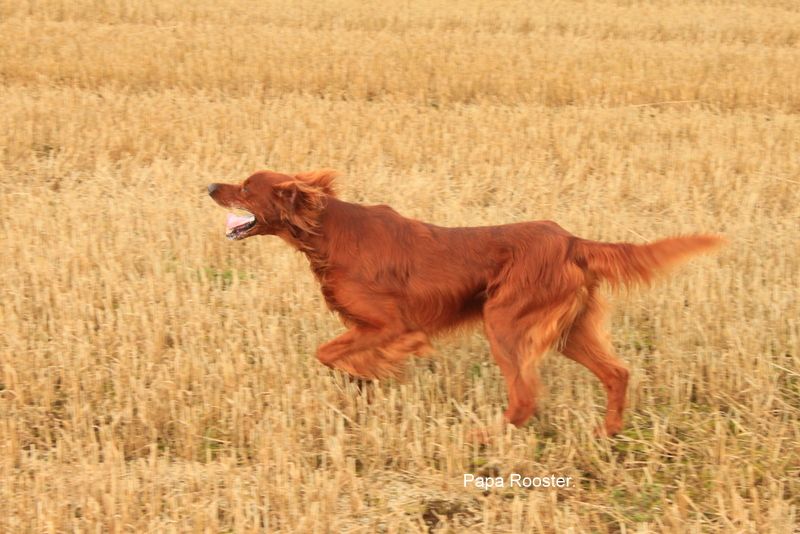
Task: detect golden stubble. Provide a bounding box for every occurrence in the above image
[0,0,798,532]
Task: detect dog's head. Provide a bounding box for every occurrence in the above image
[208,169,337,240]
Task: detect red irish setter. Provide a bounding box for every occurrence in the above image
[208,170,722,436]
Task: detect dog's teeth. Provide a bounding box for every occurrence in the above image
[226,212,254,231]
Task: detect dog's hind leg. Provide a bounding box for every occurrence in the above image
[483,317,545,427]
[559,292,629,436]
[483,301,578,427]
[482,276,586,428]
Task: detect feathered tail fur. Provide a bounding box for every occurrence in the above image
[573,234,724,288]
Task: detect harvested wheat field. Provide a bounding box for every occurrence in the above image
[1,0,798,532]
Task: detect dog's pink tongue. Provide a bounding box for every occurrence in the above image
[226,213,252,231]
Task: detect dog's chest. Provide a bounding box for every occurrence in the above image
[306,256,352,318]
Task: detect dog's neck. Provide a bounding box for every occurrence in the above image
[276,207,331,271]
[277,225,320,255]
[274,212,341,314]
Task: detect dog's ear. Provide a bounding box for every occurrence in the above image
[273,177,331,234]
[294,169,338,197]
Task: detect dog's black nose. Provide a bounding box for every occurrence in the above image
[207,183,220,196]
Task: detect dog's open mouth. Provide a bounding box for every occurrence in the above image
[226,212,257,240]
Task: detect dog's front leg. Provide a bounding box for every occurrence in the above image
[316,327,430,380]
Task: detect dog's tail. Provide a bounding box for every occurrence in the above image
[573,234,724,288]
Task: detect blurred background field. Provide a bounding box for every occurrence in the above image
[0,0,798,531]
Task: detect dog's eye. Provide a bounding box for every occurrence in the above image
[242,185,248,194]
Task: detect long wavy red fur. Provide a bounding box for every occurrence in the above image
[209,170,724,435]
